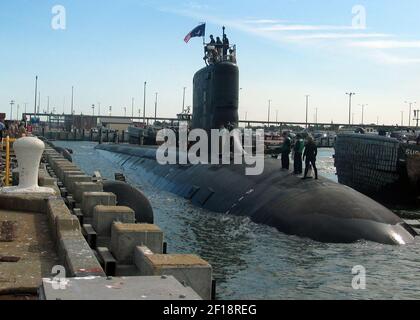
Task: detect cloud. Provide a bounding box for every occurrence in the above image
[368,51,420,65]
[243,19,286,24]
[286,33,391,40]
[183,1,210,11]
[257,24,362,32]
[349,40,420,49]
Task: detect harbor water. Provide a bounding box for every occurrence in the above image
[55,141,420,300]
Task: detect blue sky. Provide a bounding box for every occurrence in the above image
[1,0,420,125]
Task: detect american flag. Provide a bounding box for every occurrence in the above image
[184,23,206,43]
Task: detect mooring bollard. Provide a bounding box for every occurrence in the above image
[0,137,55,194]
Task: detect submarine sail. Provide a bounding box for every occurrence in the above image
[192,62,239,131]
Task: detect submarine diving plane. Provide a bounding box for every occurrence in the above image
[97,30,417,245]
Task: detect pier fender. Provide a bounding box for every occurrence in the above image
[102,180,154,223]
[54,146,73,162]
[62,149,73,162]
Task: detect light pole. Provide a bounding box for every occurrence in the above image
[34,76,38,116]
[154,92,158,122]
[109,106,112,117]
[405,101,416,127]
[305,95,310,128]
[123,107,127,117]
[10,100,15,120]
[182,87,186,113]
[358,104,368,125]
[17,104,20,120]
[98,102,101,117]
[276,110,279,123]
[47,96,50,114]
[346,92,356,125]
[71,86,74,115]
[131,98,135,119]
[92,104,95,116]
[38,91,41,115]
[143,82,147,121]
[401,111,404,126]
[414,110,420,128]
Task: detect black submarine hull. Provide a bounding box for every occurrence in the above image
[95,143,417,245]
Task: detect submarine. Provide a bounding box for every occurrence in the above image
[96,35,417,245]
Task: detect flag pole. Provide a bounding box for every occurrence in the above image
[202,22,206,45]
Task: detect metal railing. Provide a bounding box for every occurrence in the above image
[1,136,16,186]
[204,44,237,65]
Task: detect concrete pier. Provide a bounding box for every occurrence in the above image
[0,139,213,299]
[93,206,135,237]
[134,246,213,300]
[61,170,83,185]
[37,141,214,300]
[110,222,164,264]
[40,276,201,300]
[73,182,103,203]
[81,192,117,218]
[66,175,92,194]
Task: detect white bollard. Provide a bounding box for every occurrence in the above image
[0,137,55,194]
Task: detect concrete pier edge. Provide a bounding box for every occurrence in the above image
[41,143,213,300]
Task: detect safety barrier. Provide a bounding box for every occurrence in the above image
[1,136,16,186]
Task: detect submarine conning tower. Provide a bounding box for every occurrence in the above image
[192,41,239,131]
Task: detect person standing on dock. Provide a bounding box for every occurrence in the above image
[0,121,5,142]
[281,132,291,170]
[303,136,318,180]
[293,134,304,175]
